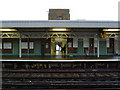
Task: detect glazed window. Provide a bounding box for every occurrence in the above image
[73,38,78,47]
[68,42,72,48]
[0,42,2,49]
[21,42,28,49]
[29,42,34,49]
[94,38,97,47]
[45,43,49,48]
[3,42,12,49]
[83,38,89,47]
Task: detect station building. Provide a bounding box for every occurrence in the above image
[0,9,120,58]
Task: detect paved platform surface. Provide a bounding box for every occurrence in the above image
[0,56,120,61]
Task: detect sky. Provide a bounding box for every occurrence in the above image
[0,0,119,21]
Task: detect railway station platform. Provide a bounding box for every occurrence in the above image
[1,55,120,60]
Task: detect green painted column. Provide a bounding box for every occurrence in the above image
[34,40,41,55]
[99,39,107,55]
[13,40,19,56]
[78,39,84,55]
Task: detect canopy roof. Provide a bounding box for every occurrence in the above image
[1,20,119,29]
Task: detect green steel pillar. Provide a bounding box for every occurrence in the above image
[97,38,99,57]
[13,40,19,56]
[99,39,107,55]
[78,39,84,55]
[19,38,22,58]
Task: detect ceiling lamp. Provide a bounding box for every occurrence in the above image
[52,28,67,31]
[0,29,16,31]
[103,29,120,31]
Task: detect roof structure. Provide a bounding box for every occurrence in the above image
[1,20,119,28]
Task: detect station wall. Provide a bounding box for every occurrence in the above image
[1,37,116,58]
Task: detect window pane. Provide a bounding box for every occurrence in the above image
[0,42,2,49]
[83,38,89,47]
[68,42,72,48]
[73,38,78,47]
[94,38,97,47]
[22,42,28,49]
[29,42,34,49]
[45,43,49,48]
[3,42,12,49]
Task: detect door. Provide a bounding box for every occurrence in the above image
[99,40,107,55]
[89,38,94,55]
[51,38,67,56]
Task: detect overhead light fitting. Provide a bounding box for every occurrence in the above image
[103,29,120,31]
[52,28,67,31]
[0,29,16,31]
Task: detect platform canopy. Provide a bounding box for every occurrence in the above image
[1,20,120,28]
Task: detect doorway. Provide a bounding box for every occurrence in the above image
[51,38,67,56]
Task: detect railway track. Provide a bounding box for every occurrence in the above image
[2,61,120,89]
[3,69,120,89]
